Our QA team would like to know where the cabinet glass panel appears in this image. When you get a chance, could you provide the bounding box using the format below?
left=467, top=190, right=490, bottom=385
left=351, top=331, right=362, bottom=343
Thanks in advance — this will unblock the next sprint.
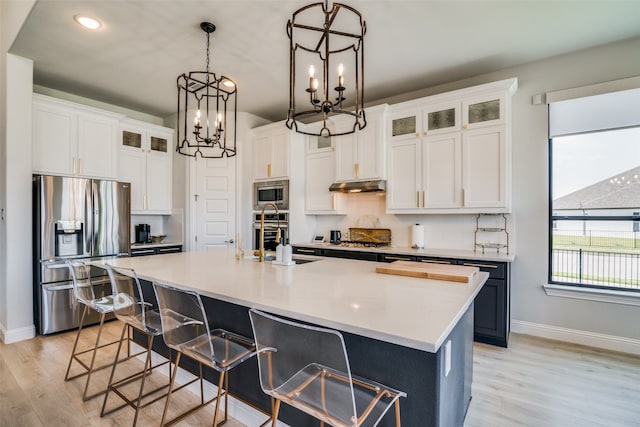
left=468, top=99, right=500, bottom=124
left=392, top=116, right=416, bottom=137
left=427, top=108, right=456, bottom=131
left=122, top=130, right=142, bottom=149
left=150, top=136, right=168, bottom=153
left=314, top=135, right=332, bottom=150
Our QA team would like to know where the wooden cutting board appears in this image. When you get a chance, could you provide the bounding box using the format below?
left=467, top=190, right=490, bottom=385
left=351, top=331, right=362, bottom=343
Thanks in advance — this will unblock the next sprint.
left=375, top=261, right=479, bottom=283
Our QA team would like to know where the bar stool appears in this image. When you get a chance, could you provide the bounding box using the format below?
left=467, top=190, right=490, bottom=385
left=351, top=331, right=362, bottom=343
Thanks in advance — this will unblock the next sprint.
left=249, top=308, right=407, bottom=427
left=65, top=260, right=129, bottom=401
left=153, top=282, right=260, bottom=427
left=100, top=264, right=172, bottom=426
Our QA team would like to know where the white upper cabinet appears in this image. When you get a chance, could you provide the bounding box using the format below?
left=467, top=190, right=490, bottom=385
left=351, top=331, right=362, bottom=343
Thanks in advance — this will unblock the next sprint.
left=334, top=104, right=387, bottom=182
left=32, top=94, right=122, bottom=179
left=305, top=149, right=347, bottom=215
left=387, top=78, right=516, bottom=214
left=118, top=118, right=173, bottom=214
left=252, top=122, right=290, bottom=180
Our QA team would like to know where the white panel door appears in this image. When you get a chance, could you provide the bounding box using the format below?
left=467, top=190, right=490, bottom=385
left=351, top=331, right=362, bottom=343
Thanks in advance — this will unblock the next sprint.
left=146, top=153, right=172, bottom=213
left=334, top=132, right=357, bottom=182
left=194, top=156, right=236, bottom=251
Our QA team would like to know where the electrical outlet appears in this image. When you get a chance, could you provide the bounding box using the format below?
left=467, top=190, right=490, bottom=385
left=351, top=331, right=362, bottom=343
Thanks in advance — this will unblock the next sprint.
left=444, top=340, right=452, bottom=377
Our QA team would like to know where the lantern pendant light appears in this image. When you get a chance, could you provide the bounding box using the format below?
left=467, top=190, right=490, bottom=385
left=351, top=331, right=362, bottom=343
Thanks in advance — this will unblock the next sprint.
left=286, top=0, right=366, bottom=137
left=176, top=22, right=238, bottom=158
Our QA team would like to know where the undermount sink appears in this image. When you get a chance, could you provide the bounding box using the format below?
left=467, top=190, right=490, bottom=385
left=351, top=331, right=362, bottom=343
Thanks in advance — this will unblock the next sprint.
left=256, top=255, right=317, bottom=264
left=291, top=257, right=316, bottom=265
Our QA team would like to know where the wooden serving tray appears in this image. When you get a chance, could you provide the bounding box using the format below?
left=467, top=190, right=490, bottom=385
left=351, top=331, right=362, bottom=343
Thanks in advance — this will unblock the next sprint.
left=375, top=261, right=479, bottom=283
left=349, top=228, right=391, bottom=244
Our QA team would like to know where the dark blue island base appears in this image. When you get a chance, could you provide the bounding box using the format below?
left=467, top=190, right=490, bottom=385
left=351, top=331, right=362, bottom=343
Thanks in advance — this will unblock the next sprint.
left=139, top=280, right=475, bottom=427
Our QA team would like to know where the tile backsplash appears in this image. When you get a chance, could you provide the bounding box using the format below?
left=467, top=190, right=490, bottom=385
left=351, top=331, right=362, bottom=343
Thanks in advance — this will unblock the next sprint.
left=312, top=193, right=515, bottom=252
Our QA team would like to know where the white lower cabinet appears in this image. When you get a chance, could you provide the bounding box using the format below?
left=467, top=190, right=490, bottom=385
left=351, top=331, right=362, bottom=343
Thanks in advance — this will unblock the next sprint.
left=32, top=94, right=122, bottom=179
left=119, top=119, right=173, bottom=214
left=305, top=150, right=346, bottom=214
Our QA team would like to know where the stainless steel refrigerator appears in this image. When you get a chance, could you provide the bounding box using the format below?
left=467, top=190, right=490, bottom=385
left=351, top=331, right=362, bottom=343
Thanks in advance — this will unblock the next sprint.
left=33, top=175, right=130, bottom=335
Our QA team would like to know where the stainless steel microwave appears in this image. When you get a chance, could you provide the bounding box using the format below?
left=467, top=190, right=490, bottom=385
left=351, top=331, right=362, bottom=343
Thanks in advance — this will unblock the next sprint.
left=254, top=179, right=289, bottom=211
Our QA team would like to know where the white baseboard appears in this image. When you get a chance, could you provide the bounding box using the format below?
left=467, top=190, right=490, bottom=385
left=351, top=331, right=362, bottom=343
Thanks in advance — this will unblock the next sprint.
left=511, top=319, right=640, bottom=356
left=0, top=323, right=36, bottom=344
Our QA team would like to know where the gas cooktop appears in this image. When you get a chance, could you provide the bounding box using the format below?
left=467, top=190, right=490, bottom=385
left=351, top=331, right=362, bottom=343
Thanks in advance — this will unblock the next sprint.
left=332, top=241, right=390, bottom=249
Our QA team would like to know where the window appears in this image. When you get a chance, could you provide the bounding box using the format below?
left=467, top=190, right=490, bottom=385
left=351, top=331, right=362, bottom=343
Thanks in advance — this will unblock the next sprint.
left=549, top=87, right=640, bottom=292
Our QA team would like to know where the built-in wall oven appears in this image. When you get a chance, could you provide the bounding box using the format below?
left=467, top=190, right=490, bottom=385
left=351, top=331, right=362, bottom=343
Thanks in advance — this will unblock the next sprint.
left=254, top=179, right=289, bottom=211
left=253, top=213, right=288, bottom=251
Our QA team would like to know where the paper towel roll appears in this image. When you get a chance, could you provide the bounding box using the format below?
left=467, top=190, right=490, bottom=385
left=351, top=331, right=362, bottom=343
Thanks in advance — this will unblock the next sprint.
left=411, top=224, right=425, bottom=249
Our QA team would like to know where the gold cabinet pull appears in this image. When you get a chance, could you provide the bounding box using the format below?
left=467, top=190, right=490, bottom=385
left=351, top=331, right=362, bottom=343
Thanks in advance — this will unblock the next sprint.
left=72, top=157, right=76, bottom=174
left=78, top=158, right=82, bottom=174
left=420, top=259, right=452, bottom=264
left=385, top=256, right=413, bottom=261
left=417, top=191, right=420, bottom=207
left=422, top=191, right=426, bottom=207
left=463, top=262, right=498, bottom=269
left=463, top=124, right=468, bottom=129
left=415, top=132, right=420, bottom=137
left=267, top=163, right=272, bottom=177
left=354, top=163, right=360, bottom=178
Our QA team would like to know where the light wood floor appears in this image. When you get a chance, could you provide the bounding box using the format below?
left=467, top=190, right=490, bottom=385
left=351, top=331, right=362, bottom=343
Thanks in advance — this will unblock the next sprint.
left=1, top=321, right=639, bottom=426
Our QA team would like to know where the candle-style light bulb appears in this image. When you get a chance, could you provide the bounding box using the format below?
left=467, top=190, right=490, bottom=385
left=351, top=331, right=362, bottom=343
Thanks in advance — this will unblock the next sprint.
left=195, top=109, right=201, bottom=126
left=337, top=63, right=344, bottom=87
left=216, top=113, right=223, bottom=130
left=309, top=65, right=315, bottom=90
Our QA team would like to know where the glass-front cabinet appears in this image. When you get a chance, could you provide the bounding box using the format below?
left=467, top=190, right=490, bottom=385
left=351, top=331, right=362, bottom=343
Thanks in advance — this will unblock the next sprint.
left=462, top=92, right=506, bottom=130
left=386, top=78, right=516, bottom=214
left=118, top=118, right=173, bottom=214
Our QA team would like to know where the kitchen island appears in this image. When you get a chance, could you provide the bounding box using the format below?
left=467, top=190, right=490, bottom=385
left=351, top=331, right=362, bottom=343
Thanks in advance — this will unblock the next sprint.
left=106, top=248, right=488, bottom=426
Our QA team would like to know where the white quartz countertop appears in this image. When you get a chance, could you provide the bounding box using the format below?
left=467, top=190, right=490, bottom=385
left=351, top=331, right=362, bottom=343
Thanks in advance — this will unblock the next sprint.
left=106, top=248, right=488, bottom=353
left=293, top=242, right=515, bottom=263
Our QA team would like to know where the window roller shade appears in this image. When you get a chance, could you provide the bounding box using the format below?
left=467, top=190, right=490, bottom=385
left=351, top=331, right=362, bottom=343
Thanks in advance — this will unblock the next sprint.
left=549, top=87, right=640, bottom=137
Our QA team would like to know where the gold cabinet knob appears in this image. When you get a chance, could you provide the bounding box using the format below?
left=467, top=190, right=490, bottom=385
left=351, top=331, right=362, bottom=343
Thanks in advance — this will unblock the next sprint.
left=423, top=131, right=428, bottom=136
left=415, top=133, right=420, bottom=137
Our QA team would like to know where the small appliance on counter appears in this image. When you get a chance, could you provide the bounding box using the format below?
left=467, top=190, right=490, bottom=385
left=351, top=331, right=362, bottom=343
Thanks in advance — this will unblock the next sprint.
left=330, top=230, right=342, bottom=244
left=135, top=224, right=151, bottom=244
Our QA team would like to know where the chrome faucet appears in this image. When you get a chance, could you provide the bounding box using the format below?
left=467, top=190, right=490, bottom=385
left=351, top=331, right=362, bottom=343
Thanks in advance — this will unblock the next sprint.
left=258, top=202, right=281, bottom=262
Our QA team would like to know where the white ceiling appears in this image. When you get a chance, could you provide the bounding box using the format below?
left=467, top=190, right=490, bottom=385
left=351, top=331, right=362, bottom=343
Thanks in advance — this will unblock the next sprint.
left=10, top=0, right=640, bottom=122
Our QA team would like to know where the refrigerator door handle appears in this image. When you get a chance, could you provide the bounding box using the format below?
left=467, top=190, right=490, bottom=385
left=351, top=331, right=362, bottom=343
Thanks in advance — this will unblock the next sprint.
left=84, top=179, right=93, bottom=257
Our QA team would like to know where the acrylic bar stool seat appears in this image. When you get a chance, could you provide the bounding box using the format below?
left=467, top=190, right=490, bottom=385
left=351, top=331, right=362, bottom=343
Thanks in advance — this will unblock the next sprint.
left=249, top=308, right=407, bottom=427
left=65, top=260, right=135, bottom=401
left=100, top=264, right=173, bottom=426
left=153, top=282, right=263, bottom=427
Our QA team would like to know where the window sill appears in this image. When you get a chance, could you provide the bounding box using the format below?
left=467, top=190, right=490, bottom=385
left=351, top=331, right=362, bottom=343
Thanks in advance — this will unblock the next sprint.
left=543, top=284, right=640, bottom=306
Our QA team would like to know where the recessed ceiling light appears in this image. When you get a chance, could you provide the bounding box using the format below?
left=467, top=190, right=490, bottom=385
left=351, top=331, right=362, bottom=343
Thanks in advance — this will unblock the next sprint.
left=74, top=15, right=102, bottom=30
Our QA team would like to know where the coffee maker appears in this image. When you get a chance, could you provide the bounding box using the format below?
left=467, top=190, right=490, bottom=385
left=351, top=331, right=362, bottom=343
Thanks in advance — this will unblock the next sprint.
left=135, top=224, right=151, bottom=244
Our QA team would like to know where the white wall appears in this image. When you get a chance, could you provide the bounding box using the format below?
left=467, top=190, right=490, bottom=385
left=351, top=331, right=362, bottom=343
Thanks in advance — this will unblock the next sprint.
left=0, top=0, right=37, bottom=343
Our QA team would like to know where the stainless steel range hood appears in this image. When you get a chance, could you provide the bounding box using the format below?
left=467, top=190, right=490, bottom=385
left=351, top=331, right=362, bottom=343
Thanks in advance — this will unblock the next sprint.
left=329, top=180, right=386, bottom=193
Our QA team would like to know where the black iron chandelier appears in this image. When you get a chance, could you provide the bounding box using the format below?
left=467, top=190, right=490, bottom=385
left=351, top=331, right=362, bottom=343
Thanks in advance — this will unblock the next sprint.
left=176, top=22, right=237, bottom=158
left=286, top=1, right=366, bottom=137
